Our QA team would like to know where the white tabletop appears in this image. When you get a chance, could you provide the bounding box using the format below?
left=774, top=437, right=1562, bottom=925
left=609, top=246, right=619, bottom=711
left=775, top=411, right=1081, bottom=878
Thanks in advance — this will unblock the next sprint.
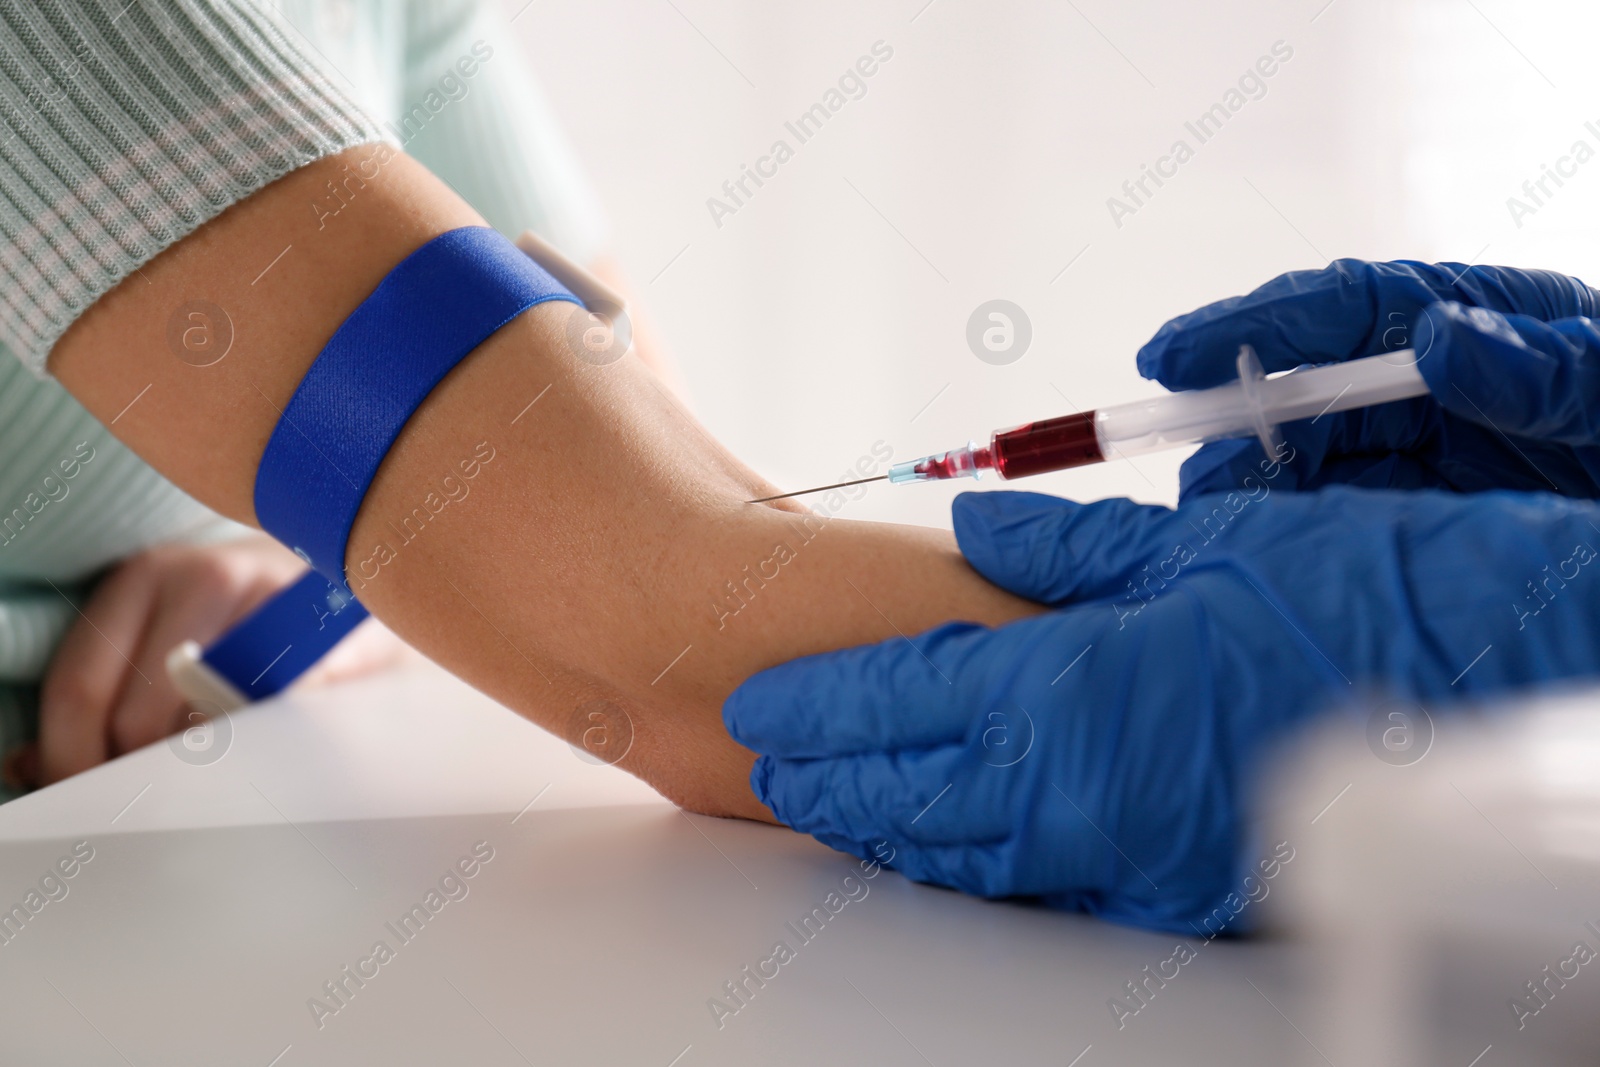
left=0, top=664, right=1308, bottom=1066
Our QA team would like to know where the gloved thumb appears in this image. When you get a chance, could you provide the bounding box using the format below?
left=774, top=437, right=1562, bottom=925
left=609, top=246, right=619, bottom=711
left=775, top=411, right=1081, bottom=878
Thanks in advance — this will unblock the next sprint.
left=1419, top=300, right=1600, bottom=446
left=952, top=491, right=1194, bottom=607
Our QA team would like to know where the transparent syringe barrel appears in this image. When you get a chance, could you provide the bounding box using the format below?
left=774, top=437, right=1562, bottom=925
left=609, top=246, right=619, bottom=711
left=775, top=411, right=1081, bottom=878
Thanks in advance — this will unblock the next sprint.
left=1095, top=352, right=1427, bottom=459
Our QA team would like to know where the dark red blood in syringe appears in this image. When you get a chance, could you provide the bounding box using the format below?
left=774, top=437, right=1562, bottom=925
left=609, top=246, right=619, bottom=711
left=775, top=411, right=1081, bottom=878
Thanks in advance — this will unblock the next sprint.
left=990, top=412, right=1103, bottom=479
left=913, top=448, right=994, bottom=479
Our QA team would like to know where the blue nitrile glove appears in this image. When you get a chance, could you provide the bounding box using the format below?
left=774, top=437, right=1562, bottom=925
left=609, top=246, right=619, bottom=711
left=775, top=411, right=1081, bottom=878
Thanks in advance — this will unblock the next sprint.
left=1135, top=259, right=1600, bottom=501
left=724, top=488, right=1600, bottom=933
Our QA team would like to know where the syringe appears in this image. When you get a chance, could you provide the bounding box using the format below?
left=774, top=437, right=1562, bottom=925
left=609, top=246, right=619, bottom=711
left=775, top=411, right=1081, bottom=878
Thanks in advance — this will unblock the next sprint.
left=749, top=347, right=1428, bottom=503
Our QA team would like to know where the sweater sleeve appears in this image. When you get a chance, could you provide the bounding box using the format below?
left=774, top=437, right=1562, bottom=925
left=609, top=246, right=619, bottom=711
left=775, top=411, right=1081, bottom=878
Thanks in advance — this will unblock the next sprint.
left=0, top=0, right=388, bottom=376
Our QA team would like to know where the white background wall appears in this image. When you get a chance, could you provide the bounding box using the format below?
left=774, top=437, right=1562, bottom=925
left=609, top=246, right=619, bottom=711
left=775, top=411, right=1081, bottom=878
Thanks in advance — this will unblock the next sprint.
left=504, top=0, right=1600, bottom=527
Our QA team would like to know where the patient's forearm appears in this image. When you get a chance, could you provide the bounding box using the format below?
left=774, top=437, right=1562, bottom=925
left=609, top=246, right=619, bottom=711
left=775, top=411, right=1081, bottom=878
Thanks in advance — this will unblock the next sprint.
left=50, top=149, right=1035, bottom=818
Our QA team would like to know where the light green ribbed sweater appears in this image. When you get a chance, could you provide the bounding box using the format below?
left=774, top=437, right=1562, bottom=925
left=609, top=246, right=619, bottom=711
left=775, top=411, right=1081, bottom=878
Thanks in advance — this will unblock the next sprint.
left=0, top=0, right=606, bottom=751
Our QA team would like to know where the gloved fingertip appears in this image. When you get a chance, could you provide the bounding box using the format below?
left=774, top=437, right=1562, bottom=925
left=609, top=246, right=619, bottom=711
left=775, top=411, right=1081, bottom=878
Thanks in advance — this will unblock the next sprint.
left=1414, top=299, right=1513, bottom=381
left=1134, top=325, right=1176, bottom=382
left=1412, top=302, right=1484, bottom=416
left=721, top=667, right=787, bottom=747
left=749, top=754, right=777, bottom=810
left=721, top=686, right=748, bottom=742
left=950, top=488, right=1007, bottom=525
left=1411, top=300, right=1456, bottom=386
left=1416, top=300, right=1583, bottom=442
left=957, top=491, right=1185, bottom=604
left=952, top=490, right=1071, bottom=539
left=950, top=492, right=1012, bottom=571
left=952, top=491, right=1074, bottom=592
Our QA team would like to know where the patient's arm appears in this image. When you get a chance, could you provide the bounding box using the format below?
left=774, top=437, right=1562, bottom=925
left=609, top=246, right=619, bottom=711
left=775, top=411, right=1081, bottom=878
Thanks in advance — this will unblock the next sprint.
left=50, top=149, right=1037, bottom=820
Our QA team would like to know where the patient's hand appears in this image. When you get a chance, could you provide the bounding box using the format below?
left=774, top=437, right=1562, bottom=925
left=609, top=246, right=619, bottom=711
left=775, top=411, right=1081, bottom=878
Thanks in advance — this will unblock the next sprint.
left=30, top=535, right=410, bottom=786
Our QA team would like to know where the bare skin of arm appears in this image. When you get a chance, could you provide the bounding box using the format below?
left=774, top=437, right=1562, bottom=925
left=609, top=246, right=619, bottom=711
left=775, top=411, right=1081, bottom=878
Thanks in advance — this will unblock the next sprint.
left=50, top=148, right=1037, bottom=820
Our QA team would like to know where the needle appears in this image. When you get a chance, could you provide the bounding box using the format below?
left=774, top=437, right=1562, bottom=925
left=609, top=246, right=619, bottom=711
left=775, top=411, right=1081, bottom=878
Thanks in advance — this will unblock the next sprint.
left=747, top=475, right=887, bottom=504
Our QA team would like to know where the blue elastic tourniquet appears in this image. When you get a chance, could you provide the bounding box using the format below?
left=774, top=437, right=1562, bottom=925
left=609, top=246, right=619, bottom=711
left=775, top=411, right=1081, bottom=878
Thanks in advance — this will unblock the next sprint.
left=254, top=226, right=579, bottom=585
left=201, top=569, right=370, bottom=702
left=214, top=227, right=577, bottom=705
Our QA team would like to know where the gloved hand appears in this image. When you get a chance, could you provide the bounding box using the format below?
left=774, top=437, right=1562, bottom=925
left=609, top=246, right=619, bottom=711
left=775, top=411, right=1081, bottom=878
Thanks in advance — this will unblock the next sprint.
left=725, top=487, right=1600, bottom=933
left=1136, top=259, right=1600, bottom=501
